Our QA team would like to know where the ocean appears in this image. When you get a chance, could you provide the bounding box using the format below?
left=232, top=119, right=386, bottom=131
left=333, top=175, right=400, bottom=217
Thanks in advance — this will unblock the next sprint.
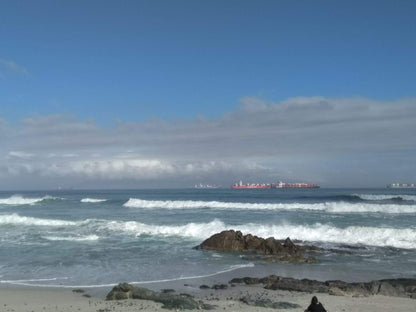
left=0, top=188, right=415, bottom=289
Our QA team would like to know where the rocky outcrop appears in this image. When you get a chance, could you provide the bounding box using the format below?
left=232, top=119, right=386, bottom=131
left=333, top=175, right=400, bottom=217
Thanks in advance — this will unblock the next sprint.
left=194, top=230, right=317, bottom=263
left=229, top=275, right=416, bottom=299
left=240, top=295, right=301, bottom=309
left=106, top=283, right=207, bottom=310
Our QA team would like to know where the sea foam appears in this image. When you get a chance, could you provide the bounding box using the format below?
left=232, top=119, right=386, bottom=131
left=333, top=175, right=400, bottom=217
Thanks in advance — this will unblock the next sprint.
left=81, top=198, right=107, bottom=203
left=0, top=213, right=77, bottom=226
left=123, top=198, right=416, bottom=214
left=42, top=235, right=100, bottom=242
left=354, top=194, right=416, bottom=201
left=0, top=195, right=58, bottom=206
left=103, top=218, right=416, bottom=249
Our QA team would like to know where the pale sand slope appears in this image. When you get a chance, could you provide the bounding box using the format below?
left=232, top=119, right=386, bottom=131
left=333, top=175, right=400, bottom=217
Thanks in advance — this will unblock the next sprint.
left=0, top=285, right=414, bottom=312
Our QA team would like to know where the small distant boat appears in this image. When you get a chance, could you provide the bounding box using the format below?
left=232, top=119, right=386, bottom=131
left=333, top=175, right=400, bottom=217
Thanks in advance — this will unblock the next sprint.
left=387, top=183, right=416, bottom=189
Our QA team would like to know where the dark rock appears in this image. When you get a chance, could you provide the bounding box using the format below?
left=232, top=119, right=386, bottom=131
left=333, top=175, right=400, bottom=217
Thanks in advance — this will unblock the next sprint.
left=199, top=285, right=210, bottom=289
left=230, top=275, right=416, bottom=299
left=240, top=295, right=301, bottom=309
left=194, top=230, right=316, bottom=263
left=211, top=284, right=228, bottom=290
left=229, top=275, right=277, bottom=285
left=106, top=283, right=203, bottom=310
left=161, top=289, right=176, bottom=294
left=179, top=293, right=194, bottom=298
left=229, top=277, right=245, bottom=284
left=283, top=237, right=296, bottom=249
left=266, top=277, right=329, bottom=293
left=194, top=230, right=246, bottom=252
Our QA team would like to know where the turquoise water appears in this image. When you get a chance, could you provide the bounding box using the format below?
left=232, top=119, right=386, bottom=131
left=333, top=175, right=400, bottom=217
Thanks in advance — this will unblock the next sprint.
left=0, top=188, right=415, bottom=287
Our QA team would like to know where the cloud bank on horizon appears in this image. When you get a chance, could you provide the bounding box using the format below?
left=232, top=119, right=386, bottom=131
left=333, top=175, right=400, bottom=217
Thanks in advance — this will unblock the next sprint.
left=1, top=96, right=415, bottom=189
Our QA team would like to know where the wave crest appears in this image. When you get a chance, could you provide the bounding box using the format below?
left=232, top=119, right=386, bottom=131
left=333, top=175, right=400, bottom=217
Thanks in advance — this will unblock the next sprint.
left=102, top=218, right=416, bottom=249
left=354, top=194, right=416, bottom=201
left=81, top=198, right=107, bottom=203
left=0, top=213, right=77, bottom=226
left=123, top=198, right=416, bottom=214
left=0, top=195, right=59, bottom=206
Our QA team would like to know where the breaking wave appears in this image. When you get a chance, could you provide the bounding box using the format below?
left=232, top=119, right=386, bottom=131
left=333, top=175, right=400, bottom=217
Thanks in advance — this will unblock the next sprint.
left=103, top=219, right=416, bottom=249
left=3, top=212, right=415, bottom=249
left=353, top=194, right=416, bottom=201
left=123, top=198, right=416, bottom=214
left=81, top=198, right=107, bottom=203
left=0, top=195, right=60, bottom=206
left=0, top=213, right=77, bottom=226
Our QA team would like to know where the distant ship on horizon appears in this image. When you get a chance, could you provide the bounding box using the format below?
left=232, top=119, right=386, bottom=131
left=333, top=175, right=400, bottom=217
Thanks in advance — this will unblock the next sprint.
left=231, top=180, right=319, bottom=189
left=387, top=183, right=416, bottom=189
left=194, top=183, right=221, bottom=189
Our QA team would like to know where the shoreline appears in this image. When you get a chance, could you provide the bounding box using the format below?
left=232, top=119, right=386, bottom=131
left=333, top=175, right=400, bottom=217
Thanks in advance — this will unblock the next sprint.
left=3, top=261, right=411, bottom=294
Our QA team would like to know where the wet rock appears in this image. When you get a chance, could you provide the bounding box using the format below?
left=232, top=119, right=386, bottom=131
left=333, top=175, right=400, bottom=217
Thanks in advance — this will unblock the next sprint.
left=194, top=230, right=246, bottom=252
left=106, top=283, right=203, bottom=310
left=194, top=230, right=316, bottom=263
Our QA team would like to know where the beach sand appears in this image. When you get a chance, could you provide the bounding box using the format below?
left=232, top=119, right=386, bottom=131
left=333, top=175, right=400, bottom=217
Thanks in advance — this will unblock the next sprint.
left=1, top=279, right=414, bottom=312
left=0, top=286, right=414, bottom=312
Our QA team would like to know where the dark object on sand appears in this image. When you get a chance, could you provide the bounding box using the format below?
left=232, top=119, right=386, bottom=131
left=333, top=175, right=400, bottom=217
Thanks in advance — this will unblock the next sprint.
left=305, top=296, right=326, bottom=312
left=161, top=288, right=176, bottom=294
left=194, top=230, right=317, bottom=263
left=106, top=283, right=204, bottom=310
left=240, top=295, right=301, bottom=309
left=230, top=275, right=416, bottom=299
left=211, top=284, right=228, bottom=290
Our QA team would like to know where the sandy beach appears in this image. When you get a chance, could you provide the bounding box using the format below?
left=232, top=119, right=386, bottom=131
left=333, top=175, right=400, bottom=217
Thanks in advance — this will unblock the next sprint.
left=1, top=269, right=415, bottom=312
left=1, top=285, right=415, bottom=312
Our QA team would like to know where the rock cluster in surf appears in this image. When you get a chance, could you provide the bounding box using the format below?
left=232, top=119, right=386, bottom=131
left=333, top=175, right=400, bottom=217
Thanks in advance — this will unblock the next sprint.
left=194, top=230, right=317, bottom=263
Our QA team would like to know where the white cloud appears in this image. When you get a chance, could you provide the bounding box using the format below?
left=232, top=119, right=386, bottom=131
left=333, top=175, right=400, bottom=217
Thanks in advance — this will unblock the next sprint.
left=1, top=96, right=416, bottom=188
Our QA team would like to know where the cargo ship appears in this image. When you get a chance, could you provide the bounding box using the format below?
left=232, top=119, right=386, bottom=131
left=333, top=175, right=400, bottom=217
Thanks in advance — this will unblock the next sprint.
left=387, top=183, right=416, bottom=189
left=231, top=181, right=271, bottom=189
left=194, top=183, right=221, bottom=189
left=231, top=180, right=319, bottom=189
left=272, top=181, right=320, bottom=189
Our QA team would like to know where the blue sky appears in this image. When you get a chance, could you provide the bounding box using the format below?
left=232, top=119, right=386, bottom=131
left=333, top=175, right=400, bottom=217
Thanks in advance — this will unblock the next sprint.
left=1, top=1, right=415, bottom=189
left=2, top=0, right=415, bottom=122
